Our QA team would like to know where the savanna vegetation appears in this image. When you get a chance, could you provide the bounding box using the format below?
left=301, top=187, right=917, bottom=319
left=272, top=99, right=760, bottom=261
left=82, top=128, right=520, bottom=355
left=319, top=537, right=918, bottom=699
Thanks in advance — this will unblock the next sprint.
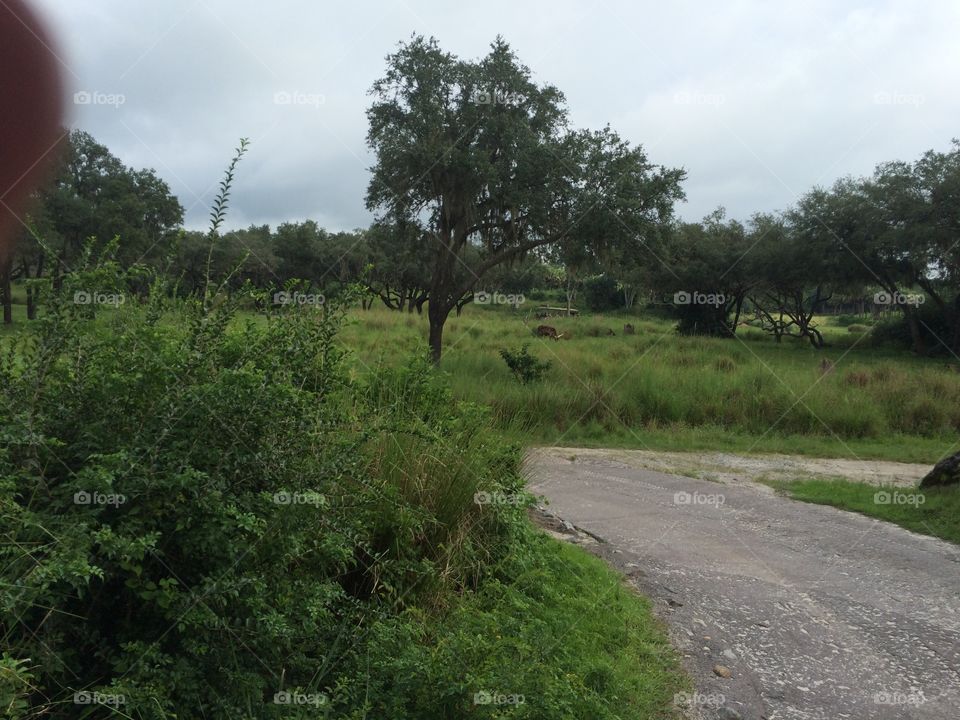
left=338, top=305, right=960, bottom=464
left=0, top=243, right=685, bottom=718
left=2, top=31, right=958, bottom=720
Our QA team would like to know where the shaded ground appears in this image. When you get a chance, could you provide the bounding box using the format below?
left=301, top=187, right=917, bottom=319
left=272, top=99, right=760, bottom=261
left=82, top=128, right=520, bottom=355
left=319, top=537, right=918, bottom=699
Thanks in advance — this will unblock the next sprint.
left=527, top=447, right=960, bottom=720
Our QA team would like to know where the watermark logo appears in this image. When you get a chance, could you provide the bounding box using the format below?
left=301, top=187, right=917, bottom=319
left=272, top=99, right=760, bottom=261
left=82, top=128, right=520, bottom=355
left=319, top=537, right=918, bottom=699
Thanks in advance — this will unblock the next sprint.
left=474, top=490, right=525, bottom=507
left=471, top=89, right=526, bottom=106
left=74, top=290, right=125, bottom=306
left=873, top=490, right=925, bottom=506
left=273, top=691, right=327, bottom=706
left=273, top=491, right=325, bottom=506
left=673, top=290, right=725, bottom=307
left=873, top=689, right=926, bottom=706
left=74, top=491, right=126, bottom=507
left=73, top=90, right=125, bottom=108
left=873, top=291, right=924, bottom=306
left=673, top=91, right=725, bottom=106
left=273, top=90, right=326, bottom=108
left=473, top=690, right=525, bottom=706
left=273, top=291, right=325, bottom=307
left=674, top=491, right=725, bottom=508
left=673, top=691, right=726, bottom=709
left=74, top=691, right=125, bottom=706
left=475, top=290, right=525, bottom=306
left=873, top=91, right=924, bottom=107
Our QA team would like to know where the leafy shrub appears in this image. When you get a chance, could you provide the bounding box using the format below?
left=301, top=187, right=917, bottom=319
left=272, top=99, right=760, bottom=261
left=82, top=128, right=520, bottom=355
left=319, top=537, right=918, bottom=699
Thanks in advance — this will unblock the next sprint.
left=870, top=301, right=953, bottom=353
left=0, top=253, right=527, bottom=718
left=834, top=314, right=871, bottom=327
left=582, top=275, right=623, bottom=312
left=500, top=345, right=552, bottom=384
left=673, top=303, right=734, bottom=337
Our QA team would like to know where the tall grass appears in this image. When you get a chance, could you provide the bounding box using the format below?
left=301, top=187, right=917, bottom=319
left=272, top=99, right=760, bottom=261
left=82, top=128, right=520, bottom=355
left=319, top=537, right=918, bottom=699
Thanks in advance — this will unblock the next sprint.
left=339, top=306, right=960, bottom=462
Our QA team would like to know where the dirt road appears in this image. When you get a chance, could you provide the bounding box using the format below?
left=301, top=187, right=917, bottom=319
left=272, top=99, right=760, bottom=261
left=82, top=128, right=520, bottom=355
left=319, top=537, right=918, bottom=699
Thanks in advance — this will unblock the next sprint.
left=527, top=448, right=960, bottom=720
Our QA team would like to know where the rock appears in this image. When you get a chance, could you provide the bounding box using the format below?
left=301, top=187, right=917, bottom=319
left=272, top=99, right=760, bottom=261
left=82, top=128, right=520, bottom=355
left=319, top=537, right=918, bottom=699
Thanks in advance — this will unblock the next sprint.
left=920, top=451, right=960, bottom=488
left=713, top=664, right=732, bottom=678
left=716, top=707, right=743, bottom=720
left=722, top=649, right=737, bottom=661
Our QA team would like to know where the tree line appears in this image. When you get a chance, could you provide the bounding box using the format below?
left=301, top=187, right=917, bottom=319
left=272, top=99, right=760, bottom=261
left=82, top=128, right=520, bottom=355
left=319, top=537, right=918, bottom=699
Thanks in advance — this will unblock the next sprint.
left=3, top=36, right=958, bottom=361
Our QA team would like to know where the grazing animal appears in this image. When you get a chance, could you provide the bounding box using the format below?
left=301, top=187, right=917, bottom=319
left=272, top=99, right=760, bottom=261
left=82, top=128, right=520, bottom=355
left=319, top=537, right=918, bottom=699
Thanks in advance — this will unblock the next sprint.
left=623, top=323, right=635, bottom=335
left=535, top=325, right=563, bottom=340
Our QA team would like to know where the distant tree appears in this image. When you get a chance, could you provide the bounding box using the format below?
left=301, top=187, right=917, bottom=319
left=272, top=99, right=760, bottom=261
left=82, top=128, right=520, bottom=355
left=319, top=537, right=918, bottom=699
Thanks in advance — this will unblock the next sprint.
left=746, top=213, right=832, bottom=347
left=367, top=220, right=431, bottom=312
left=366, top=35, right=684, bottom=362
left=2, top=130, right=183, bottom=322
left=790, top=143, right=960, bottom=356
left=870, top=143, right=960, bottom=353
left=272, top=220, right=327, bottom=287
left=655, top=210, right=752, bottom=336
left=582, top=274, right=623, bottom=312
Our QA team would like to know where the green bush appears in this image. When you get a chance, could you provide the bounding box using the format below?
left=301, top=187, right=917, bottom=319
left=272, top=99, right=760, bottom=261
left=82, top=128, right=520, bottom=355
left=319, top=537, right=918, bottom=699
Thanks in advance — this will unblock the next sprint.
left=0, top=254, right=528, bottom=718
left=499, top=345, right=552, bottom=384
left=834, top=314, right=871, bottom=327
left=870, top=301, right=950, bottom=353
left=582, top=275, right=623, bottom=312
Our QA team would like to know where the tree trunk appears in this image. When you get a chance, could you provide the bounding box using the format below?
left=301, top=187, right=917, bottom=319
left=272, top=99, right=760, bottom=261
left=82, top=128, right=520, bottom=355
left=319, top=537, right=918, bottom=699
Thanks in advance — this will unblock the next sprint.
left=1, top=256, right=12, bottom=325
left=428, top=302, right=451, bottom=365
left=731, top=293, right=745, bottom=334
left=951, top=294, right=960, bottom=355
left=903, top=303, right=926, bottom=355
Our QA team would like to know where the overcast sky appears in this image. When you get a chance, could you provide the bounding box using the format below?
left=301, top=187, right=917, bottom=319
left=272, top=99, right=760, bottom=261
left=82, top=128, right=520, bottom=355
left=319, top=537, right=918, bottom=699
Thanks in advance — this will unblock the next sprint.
left=34, top=0, right=960, bottom=232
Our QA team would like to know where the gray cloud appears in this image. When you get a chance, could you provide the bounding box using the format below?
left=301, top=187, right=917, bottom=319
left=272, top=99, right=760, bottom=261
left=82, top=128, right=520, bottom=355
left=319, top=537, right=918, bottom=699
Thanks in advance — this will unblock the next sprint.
left=34, top=0, right=960, bottom=231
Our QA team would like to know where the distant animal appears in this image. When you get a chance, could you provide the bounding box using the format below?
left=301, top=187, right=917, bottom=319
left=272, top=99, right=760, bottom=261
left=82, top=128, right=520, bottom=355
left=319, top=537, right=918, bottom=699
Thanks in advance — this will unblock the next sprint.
left=623, top=323, right=635, bottom=335
left=818, top=358, right=834, bottom=375
left=535, top=325, right=563, bottom=340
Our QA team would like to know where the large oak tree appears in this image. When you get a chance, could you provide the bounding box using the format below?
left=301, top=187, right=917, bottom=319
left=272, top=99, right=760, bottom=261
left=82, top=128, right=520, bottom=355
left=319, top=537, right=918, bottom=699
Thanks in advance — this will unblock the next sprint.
left=365, top=36, right=684, bottom=362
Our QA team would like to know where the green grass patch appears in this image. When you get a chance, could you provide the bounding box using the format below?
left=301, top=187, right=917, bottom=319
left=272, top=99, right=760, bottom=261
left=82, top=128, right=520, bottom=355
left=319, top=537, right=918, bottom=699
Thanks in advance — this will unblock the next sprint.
left=768, top=478, right=960, bottom=544
left=334, top=306, right=960, bottom=463
left=354, top=532, right=686, bottom=719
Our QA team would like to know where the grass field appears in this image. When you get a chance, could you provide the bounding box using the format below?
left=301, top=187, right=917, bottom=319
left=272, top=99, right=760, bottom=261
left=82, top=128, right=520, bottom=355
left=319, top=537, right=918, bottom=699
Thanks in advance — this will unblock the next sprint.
left=3, top=295, right=957, bottom=462
left=338, top=305, right=960, bottom=464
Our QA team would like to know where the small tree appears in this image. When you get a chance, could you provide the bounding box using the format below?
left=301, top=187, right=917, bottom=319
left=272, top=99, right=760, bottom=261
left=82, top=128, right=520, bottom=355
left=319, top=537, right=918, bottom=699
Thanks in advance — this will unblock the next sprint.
left=500, top=345, right=551, bottom=384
